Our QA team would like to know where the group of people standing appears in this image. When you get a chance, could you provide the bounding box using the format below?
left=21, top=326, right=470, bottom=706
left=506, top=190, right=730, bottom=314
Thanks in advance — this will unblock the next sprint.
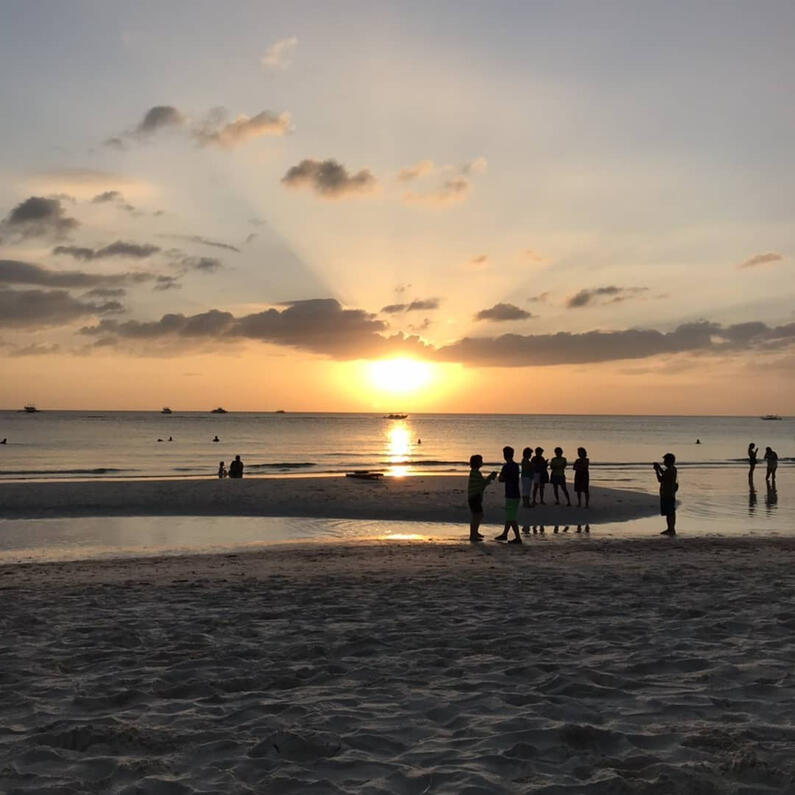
left=467, top=445, right=590, bottom=543
left=748, top=443, right=778, bottom=485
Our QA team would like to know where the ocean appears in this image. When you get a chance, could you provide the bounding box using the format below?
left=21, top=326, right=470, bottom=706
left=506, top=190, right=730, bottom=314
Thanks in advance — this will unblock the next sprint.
left=0, top=411, right=791, bottom=560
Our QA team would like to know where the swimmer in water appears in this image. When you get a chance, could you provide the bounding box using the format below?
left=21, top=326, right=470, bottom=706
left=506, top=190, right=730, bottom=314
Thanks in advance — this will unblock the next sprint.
left=213, top=435, right=220, bottom=442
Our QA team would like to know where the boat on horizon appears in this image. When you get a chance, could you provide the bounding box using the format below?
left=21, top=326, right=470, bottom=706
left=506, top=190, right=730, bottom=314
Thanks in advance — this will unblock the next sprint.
left=760, top=414, right=782, bottom=420
left=383, top=413, right=408, bottom=419
left=22, top=405, right=39, bottom=413
left=275, top=409, right=286, bottom=414
left=211, top=407, right=228, bottom=414
left=161, top=407, right=173, bottom=414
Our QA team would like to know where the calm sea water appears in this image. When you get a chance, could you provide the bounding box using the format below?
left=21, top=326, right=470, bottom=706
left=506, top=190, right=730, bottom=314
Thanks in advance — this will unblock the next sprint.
left=0, top=412, right=791, bottom=561
left=0, top=411, right=791, bottom=481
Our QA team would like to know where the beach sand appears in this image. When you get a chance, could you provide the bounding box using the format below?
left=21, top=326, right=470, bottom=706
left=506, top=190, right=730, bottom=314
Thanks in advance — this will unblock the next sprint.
left=0, top=475, right=656, bottom=526
left=2, top=537, right=794, bottom=793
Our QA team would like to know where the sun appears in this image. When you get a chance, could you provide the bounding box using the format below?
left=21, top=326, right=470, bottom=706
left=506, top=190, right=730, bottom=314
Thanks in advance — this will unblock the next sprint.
left=366, top=358, right=432, bottom=394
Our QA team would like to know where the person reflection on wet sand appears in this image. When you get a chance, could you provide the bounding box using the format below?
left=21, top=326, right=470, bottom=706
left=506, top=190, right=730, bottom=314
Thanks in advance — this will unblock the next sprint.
left=748, top=485, right=757, bottom=515
left=765, top=483, right=778, bottom=514
left=576, top=524, right=590, bottom=533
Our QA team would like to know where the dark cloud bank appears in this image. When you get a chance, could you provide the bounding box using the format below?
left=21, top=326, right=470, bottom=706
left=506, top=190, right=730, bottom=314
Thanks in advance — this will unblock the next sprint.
left=75, top=295, right=795, bottom=367
left=0, top=259, right=150, bottom=289
left=0, top=288, right=122, bottom=328
left=381, top=299, right=439, bottom=314
left=53, top=241, right=161, bottom=261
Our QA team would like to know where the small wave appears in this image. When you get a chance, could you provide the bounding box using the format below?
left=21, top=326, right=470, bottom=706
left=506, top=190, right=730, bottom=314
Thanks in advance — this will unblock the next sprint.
left=247, top=462, right=316, bottom=470
left=0, top=467, right=131, bottom=475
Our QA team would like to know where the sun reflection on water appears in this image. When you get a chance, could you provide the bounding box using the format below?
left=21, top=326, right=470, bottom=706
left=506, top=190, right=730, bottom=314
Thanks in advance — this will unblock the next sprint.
left=385, top=423, right=412, bottom=477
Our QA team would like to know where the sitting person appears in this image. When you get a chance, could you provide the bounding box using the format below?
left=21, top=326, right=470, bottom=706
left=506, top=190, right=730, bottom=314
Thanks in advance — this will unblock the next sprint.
left=228, top=455, right=244, bottom=479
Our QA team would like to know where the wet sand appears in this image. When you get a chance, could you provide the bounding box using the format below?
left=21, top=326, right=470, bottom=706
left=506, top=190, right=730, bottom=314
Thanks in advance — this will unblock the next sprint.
left=0, top=475, right=655, bottom=526
left=1, top=536, right=794, bottom=793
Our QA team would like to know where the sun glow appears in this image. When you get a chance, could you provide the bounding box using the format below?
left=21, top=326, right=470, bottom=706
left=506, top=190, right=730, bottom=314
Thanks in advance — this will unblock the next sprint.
left=366, top=358, right=432, bottom=394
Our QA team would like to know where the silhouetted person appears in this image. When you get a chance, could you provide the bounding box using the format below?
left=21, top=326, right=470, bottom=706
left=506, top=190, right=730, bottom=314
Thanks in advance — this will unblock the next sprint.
left=573, top=447, right=590, bottom=508
left=748, top=443, right=757, bottom=484
left=467, top=454, right=497, bottom=542
left=168, top=436, right=173, bottom=442
left=157, top=438, right=163, bottom=442
left=696, top=438, right=701, bottom=444
left=654, top=452, right=678, bottom=536
left=0, top=438, right=6, bottom=444
left=520, top=446, right=533, bottom=508
left=229, top=455, right=243, bottom=479
left=530, top=447, right=547, bottom=506
left=495, top=446, right=522, bottom=543
left=213, top=435, right=220, bottom=443
left=549, top=447, right=572, bottom=506
left=763, top=446, right=777, bottom=485
left=218, top=461, right=227, bottom=479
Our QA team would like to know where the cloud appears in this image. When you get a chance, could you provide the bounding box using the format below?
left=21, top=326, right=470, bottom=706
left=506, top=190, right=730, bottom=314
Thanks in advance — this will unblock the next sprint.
left=435, top=321, right=795, bottom=367
left=0, top=259, right=151, bottom=289
left=1, top=196, right=79, bottom=239
left=91, top=191, right=122, bottom=203
left=403, top=176, right=470, bottom=206
left=8, top=342, right=61, bottom=357
left=81, top=298, right=431, bottom=359
left=398, top=160, right=435, bottom=181
left=154, top=275, right=181, bottom=291
left=53, top=241, right=161, bottom=261
left=527, top=292, right=550, bottom=303
left=84, top=287, right=126, bottom=298
left=27, top=169, right=147, bottom=200
left=739, top=252, right=784, bottom=269
left=103, top=137, right=126, bottom=150
left=381, top=298, right=440, bottom=314
left=282, top=159, right=377, bottom=198
left=466, top=254, right=489, bottom=270
left=180, top=256, right=222, bottom=272
left=194, top=110, right=291, bottom=148
left=261, top=36, right=298, bottom=69
left=566, top=286, right=648, bottom=308
left=160, top=234, right=240, bottom=253
left=136, top=105, right=185, bottom=135
left=0, top=288, right=123, bottom=328
left=475, top=303, right=534, bottom=322
left=461, top=156, right=488, bottom=175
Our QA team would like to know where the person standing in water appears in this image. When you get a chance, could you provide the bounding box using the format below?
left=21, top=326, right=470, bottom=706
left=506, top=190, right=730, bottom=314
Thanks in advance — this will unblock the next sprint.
left=495, top=446, right=522, bottom=544
left=467, top=454, right=497, bottom=542
left=530, top=447, right=547, bottom=506
left=654, top=453, right=678, bottom=536
left=549, top=447, right=572, bottom=506
left=748, top=443, right=757, bottom=484
left=573, top=447, right=590, bottom=508
left=763, top=446, right=778, bottom=486
left=217, top=461, right=227, bottom=478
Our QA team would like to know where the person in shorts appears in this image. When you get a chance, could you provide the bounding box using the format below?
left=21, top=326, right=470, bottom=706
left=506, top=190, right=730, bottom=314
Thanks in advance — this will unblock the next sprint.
left=495, top=446, right=522, bottom=544
left=549, top=447, right=572, bottom=506
left=653, top=452, right=678, bottom=536
left=763, top=447, right=778, bottom=486
left=573, top=447, right=590, bottom=507
left=530, top=447, right=548, bottom=506
left=467, top=454, right=497, bottom=542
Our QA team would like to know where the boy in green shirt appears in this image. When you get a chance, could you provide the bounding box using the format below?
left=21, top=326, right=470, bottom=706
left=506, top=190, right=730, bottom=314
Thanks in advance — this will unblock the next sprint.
left=468, top=454, right=497, bottom=542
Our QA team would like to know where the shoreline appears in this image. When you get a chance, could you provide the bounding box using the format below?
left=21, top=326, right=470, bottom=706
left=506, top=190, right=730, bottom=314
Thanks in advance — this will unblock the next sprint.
left=0, top=474, right=657, bottom=524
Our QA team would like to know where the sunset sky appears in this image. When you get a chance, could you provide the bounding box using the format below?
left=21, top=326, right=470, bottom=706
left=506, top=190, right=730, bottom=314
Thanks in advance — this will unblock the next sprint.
left=1, top=0, right=793, bottom=414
